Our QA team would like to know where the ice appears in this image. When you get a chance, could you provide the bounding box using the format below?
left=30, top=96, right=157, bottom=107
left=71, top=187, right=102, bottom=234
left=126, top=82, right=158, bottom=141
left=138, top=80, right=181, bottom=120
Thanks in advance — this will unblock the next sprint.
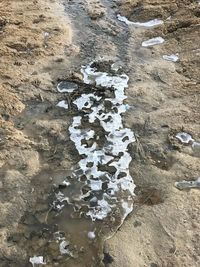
left=56, top=100, right=68, bottom=109
left=142, top=37, right=165, bottom=47
left=59, top=240, right=72, bottom=255
left=176, top=132, right=194, bottom=144
left=29, top=256, right=46, bottom=266
left=117, top=14, right=163, bottom=27
left=57, top=81, right=78, bottom=93
left=163, top=54, right=179, bottom=62
left=56, top=61, right=135, bottom=221
left=175, top=177, right=200, bottom=190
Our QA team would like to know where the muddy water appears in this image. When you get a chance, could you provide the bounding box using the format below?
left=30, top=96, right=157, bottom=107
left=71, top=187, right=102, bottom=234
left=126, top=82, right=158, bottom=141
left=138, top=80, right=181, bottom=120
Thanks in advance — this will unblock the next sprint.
left=13, top=63, right=135, bottom=267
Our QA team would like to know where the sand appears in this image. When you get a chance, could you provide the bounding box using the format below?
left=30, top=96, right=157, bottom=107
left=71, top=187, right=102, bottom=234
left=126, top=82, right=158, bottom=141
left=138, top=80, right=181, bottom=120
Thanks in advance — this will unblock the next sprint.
left=0, top=0, right=199, bottom=266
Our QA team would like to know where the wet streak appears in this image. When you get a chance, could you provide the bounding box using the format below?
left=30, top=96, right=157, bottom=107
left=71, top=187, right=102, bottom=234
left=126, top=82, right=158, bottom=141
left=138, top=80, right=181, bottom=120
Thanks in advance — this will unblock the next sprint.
left=50, top=61, right=135, bottom=266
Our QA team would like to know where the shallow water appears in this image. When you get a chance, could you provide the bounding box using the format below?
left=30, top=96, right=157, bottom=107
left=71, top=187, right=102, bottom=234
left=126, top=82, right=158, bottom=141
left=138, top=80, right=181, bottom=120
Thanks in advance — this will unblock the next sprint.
left=50, top=61, right=135, bottom=265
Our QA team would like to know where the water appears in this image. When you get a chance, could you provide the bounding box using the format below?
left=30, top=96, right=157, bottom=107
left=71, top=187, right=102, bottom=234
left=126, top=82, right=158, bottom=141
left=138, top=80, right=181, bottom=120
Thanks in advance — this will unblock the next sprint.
left=49, top=61, right=136, bottom=266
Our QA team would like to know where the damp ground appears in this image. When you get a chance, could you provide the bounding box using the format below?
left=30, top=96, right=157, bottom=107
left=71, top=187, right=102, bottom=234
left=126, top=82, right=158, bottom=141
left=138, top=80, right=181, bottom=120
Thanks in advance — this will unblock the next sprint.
left=0, top=0, right=200, bottom=267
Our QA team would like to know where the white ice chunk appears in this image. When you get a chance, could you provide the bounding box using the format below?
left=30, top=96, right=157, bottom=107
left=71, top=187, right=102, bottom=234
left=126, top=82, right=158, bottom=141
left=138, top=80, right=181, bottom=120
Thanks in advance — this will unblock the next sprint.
left=73, top=94, right=101, bottom=110
left=121, top=201, right=133, bottom=220
left=59, top=240, right=71, bottom=255
left=176, top=132, right=194, bottom=144
left=88, top=231, right=96, bottom=239
left=90, top=179, right=103, bottom=191
left=117, top=14, right=163, bottom=27
left=29, top=256, right=46, bottom=266
left=163, top=53, right=179, bottom=62
left=56, top=100, right=68, bottom=109
left=142, top=37, right=165, bottom=47
left=105, top=129, right=135, bottom=155
left=87, top=199, right=112, bottom=221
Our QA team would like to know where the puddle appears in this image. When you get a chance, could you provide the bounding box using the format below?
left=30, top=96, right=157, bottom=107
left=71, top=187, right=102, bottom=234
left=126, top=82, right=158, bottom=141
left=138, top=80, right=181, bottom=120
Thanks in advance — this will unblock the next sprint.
left=12, top=61, right=135, bottom=267
left=142, top=37, right=165, bottom=47
left=52, top=61, right=135, bottom=264
left=117, top=14, right=163, bottom=27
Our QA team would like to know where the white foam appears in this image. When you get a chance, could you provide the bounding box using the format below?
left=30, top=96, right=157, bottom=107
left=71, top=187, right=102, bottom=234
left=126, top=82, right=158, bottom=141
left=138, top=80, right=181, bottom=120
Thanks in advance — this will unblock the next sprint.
left=117, top=14, right=163, bottom=27
left=142, top=37, right=165, bottom=47
left=56, top=100, right=68, bottom=109
left=29, top=256, right=46, bottom=266
left=163, top=54, right=179, bottom=62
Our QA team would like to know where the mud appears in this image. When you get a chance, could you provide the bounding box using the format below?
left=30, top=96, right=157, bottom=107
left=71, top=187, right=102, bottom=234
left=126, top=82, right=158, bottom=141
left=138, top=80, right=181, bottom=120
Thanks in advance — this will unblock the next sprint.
left=0, top=0, right=200, bottom=267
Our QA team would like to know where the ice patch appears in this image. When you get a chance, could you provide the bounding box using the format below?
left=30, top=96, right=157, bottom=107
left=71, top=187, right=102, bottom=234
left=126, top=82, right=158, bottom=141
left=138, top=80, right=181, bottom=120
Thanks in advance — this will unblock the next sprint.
left=176, top=132, right=194, bottom=144
left=59, top=240, right=71, bottom=255
left=117, top=14, right=163, bottom=27
left=29, top=256, right=46, bottom=266
left=56, top=100, right=68, bottom=109
left=175, top=177, right=200, bottom=190
left=192, top=141, right=200, bottom=150
left=142, top=37, right=165, bottom=47
left=163, top=54, right=179, bottom=62
left=57, top=81, right=78, bottom=93
left=55, top=61, right=135, bottom=222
